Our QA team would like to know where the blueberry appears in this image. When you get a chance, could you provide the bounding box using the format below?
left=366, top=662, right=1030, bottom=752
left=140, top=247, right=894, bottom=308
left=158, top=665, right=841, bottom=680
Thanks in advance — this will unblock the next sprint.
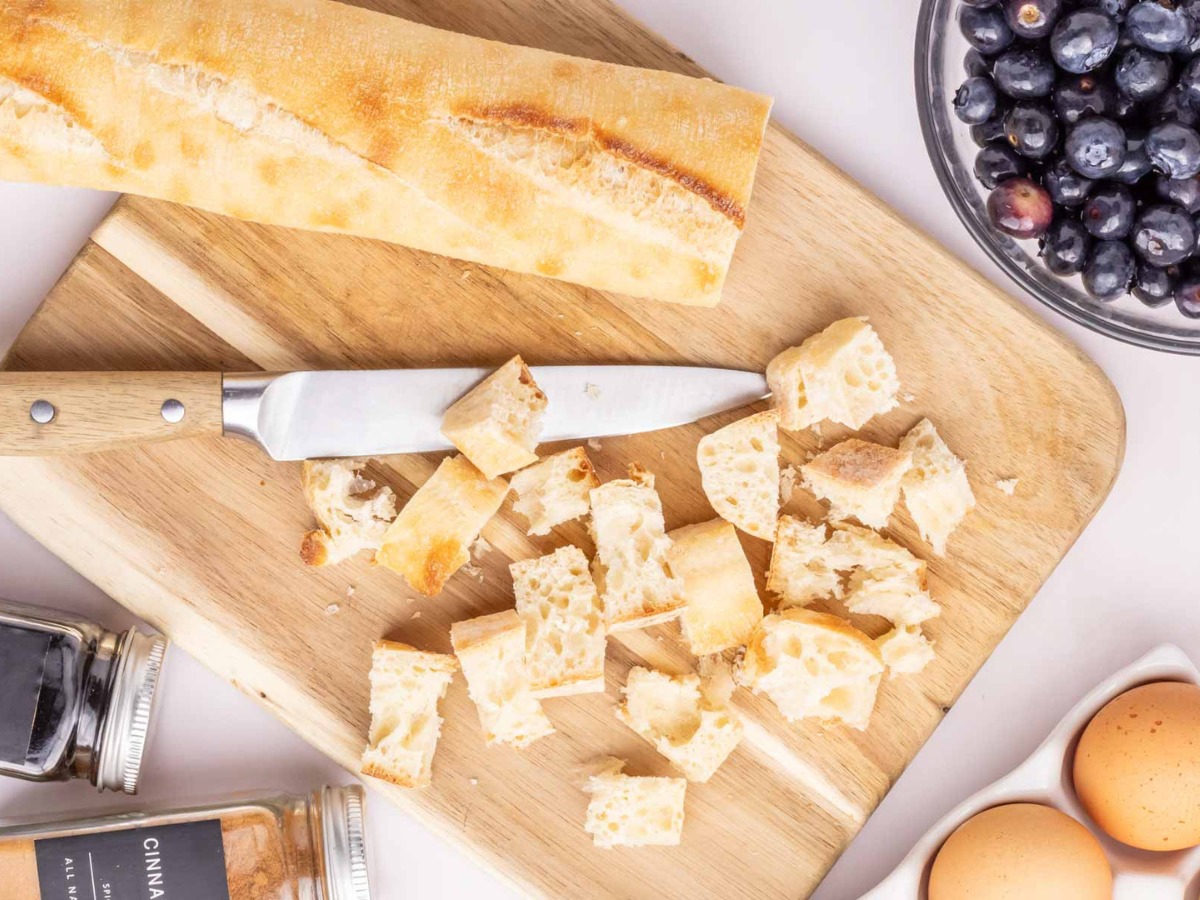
left=1083, top=240, right=1137, bottom=299
left=1082, top=182, right=1137, bottom=237
left=955, top=77, right=1000, bottom=124
left=975, top=143, right=1031, bottom=187
left=960, top=4, right=1016, bottom=54
left=1156, top=173, right=1200, bottom=211
left=1132, top=203, right=1197, bottom=265
left=1051, top=9, right=1121, bottom=72
left=1112, top=127, right=1154, bottom=182
left=1080, top=0, right=1133, bottom=22
left=987, top=177, right=1055, bottom=237
left=1066, top=116, right=1128, bottom=176
left=1113, top=89, right=1140, bottom=120
left=972, top=107, right=1012, bottom=145
left=993, top=46, right=1058, bottom=97
left=1054, top=73, right=1116, bottom=124
left=1150, top=85, right=1200, bottom=128
left=1178, top=57, right=1200, bottom=108
left=1125, top=0, right=1193, bottom=52
left=1005, top=0, right=1064, bottom=38
left=1040, top=217, right=1093, bottom=272
left=1044, top=156, right=1096, bottom=204
left=1176, top=272, right=1200, bottom=315
left=1132, top=262, right=1178, bottom=305
left=1146, top=121, right=1200, bottom=177
left=1114, top=47, right=1172, bottom=101
left=1005, top=101, right=1062, bottom=158
left=965, top=48, right=994, bottom=76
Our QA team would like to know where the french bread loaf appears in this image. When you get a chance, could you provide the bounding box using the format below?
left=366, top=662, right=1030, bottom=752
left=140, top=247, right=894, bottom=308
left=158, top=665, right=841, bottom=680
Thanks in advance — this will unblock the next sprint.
left=0, top=0, right=772, bottom=305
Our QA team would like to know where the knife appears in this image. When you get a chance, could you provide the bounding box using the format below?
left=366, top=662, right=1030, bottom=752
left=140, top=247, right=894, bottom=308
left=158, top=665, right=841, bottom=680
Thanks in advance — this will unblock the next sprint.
left=0, top=367, right=770, bottom=459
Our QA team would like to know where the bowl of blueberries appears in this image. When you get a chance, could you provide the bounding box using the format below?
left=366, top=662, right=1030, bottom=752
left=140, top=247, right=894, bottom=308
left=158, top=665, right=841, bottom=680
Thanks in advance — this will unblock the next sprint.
left=917, top=0, right=1200, bottom=352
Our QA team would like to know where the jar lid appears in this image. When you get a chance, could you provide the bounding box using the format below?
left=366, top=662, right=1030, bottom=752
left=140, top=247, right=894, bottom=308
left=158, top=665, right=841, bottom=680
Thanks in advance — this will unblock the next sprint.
left=96, top=628, right=168, bottom=793
left=320, top=785, right=372, bottom=900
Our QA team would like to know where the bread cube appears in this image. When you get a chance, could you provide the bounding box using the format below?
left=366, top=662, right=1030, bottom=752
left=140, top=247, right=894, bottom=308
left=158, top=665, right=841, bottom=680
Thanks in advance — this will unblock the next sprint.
left=876, top=625, right=936, bottom=676
left=441, top=356, right=547, bottom=479
left=589, top=471, right=686, bottom=631
left=899, top=418, right=976, bottom=555
left=696, top=410, right=780, bottom=540
left=766, top=317, right=900, bottom=431
left=766, top=516, right=841, bottom=608
left=299, top=459, right=396, bottom=567
left=668, top=519, right=763, bottom=654
left=736, top=608, right=883, bottom=730
left=360, top=641, right=457, bottom=788
left=510, top=447, right=600, bottom=535
left=616, top=667, right=743, bottom=782
left=375, top=455, right=508, bottom=596
left=583, top=762, right=687, bottom=848
left=450, top=609, right=554, bottom=749
left=511, top=546, right=606, bottom=698
left=801, top=438, right=912, bottom=529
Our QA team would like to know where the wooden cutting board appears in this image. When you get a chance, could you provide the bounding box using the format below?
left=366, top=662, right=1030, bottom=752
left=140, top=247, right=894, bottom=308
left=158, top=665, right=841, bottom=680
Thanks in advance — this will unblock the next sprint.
left=0, top=0, right=1124, bottom=896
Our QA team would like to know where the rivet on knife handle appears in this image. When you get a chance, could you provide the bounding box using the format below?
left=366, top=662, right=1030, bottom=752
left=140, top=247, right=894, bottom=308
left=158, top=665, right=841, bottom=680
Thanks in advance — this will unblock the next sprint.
left=0, top=372, right=223, bottom=456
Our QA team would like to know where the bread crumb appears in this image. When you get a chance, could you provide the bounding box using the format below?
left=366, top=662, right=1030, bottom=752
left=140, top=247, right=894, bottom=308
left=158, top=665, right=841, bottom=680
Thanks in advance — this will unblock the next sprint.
left=469, top=536, right=493, bottom=558
left=346, top=585, right=356, bottom=599
left=780, top=465, right=800, bottom=504
left=469, top=777, right=479, bottom=786
left=259, top=480, right=266, bottom=487
left=574, top=330, right=583, bottom=337
left=461, top=562, right=485, bottom=581
left=901, top=393, right=916, bottom=403
left=995, top=478, right=1019, bottom=496
left=584, top=383, right=601, bottom=400
left=460, top=270, right=471, bottom=280
left=324, top=603, right=340, bottom=616
left=587, top=438, right=602, bottom=451
left=411, top=610, right=422, bottom=620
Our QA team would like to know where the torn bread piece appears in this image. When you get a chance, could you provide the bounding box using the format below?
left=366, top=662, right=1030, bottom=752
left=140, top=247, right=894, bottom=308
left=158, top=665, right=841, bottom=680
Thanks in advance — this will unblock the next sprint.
left=375, top=455, right=508, bottom=596
left=450, top=609, right=554, bottom=748
left=583, top=760, right=687, bottom=848
left=589, top=469, right=686, bottom=632
left=361, top=641, right=458, bottom=789
left=766, top=517, right=841, bottom=609
left=801, top=438, right=912, bottom=529
left=766, top=317, right=900, bottom=431
left=668, top=519, right=763, bottom=655
left=899, top=418, right=976, bottom=555
left=736, top=608, right=884, bottom=730
left=827, top=524, right=939, bottom=626
left=299, top=459, right=397, bottom=567
left=617, top=667, right=743, bottom=782
left=696, top=410, right=780, bottom=540
left=510, top=447, right=600, bottom=536
left=876, top=625, right=936, bottom=676
left=511, top=546, right=606, bottom=698
left=441, top=356, right=548, bottom=479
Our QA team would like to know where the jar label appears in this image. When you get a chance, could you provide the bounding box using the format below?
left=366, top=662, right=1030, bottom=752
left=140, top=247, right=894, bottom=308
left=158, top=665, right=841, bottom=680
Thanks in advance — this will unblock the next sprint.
left=0, top=624, right=52, bottom=765
left=35, top=819, right=232, bottom=900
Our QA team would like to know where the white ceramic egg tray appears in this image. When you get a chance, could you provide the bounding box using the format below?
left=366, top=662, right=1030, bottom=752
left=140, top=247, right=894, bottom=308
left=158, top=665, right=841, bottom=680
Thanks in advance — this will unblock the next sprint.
left=860, top=644, right=1200, bottom=900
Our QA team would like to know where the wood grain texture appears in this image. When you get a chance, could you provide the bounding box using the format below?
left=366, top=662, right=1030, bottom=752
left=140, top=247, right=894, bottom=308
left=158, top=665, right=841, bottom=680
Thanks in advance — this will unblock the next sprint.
left=0, top=371, right=222, bottom=454
left=0, top=0, right=1124, bottom=897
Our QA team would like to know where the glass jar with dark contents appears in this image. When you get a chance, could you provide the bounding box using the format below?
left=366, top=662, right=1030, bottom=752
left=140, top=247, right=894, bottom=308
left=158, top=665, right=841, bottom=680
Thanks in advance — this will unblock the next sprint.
left=0, top=598, right=167, bottom=793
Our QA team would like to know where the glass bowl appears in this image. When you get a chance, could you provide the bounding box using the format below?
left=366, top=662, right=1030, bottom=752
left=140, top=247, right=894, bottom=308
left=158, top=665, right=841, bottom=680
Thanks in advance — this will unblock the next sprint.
left=916, top=0, right=1200, bottom=354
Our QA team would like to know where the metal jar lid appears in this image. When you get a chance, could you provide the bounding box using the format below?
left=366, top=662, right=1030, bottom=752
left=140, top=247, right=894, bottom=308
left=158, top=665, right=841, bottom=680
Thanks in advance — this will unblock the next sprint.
left=96, top=627, right=168, bottom=793
left=319, top=784, right=372, bottom=900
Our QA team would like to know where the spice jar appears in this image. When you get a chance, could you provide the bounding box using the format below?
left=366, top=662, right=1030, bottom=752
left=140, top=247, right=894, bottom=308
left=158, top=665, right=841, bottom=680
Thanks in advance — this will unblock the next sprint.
left=0, top=784, right=372, bottom=900
left=0, top=597, right=167, bottom=793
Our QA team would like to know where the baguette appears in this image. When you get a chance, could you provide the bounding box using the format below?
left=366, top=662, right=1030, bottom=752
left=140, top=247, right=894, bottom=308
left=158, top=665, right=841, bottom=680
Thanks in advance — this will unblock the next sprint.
left=899, top=418, right=975, bottom=555
left=298, top=459, right=396, bottom=567
left=0, top=0, right=771, bottom=305
left=510, top=447, right=600, bottom=536
left=801, top=438, right=912, bottom=529
left=696, top=410, right=780, bottom=540
left=667, top=519, right=763, bottom=655
left=583, top=761, right=687, bottom=848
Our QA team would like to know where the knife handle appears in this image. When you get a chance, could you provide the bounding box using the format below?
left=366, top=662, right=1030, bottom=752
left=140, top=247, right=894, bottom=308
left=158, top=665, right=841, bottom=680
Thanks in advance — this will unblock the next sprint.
left=0, top=372, right=223, bottom=456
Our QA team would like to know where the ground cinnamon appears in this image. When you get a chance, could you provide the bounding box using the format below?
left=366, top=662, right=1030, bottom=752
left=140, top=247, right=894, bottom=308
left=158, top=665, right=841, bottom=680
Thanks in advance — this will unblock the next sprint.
left=0, top=785, right=367, bottom=899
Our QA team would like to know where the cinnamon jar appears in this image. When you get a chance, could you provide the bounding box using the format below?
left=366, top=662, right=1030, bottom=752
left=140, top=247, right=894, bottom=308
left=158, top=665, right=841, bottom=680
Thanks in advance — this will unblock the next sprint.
left=0, top=597, right=167, bottom=792
left=0, top=785, right=372, bottom=899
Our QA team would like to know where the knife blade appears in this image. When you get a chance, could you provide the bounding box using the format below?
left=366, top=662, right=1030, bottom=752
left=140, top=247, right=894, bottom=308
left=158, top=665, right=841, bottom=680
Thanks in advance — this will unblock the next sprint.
left=224, top=366, right=770, bottom=460
left=0, top=367, right=769, bottom=459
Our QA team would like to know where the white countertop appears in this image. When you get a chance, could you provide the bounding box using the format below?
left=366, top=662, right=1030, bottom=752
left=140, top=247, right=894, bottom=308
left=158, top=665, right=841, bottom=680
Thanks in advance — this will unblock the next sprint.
left=1, top=1, right=1198, bottom=897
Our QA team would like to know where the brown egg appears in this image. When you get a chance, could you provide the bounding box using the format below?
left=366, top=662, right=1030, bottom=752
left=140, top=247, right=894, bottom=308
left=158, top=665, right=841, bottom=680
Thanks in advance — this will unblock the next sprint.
left=928, top=803, right=1112, bottom=900
left=1073, top=680, right=1200, bottom=851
